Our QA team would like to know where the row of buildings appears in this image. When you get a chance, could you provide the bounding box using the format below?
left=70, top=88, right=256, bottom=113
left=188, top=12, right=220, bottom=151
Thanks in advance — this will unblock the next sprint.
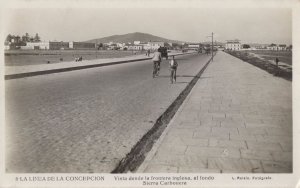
left=10, top=41, right=97, bottom=50
left=5, top=38, right=290, bottom=52
left=5, top=40, right=168, bottom=51
left=106, top=41, right=165, bottom=51
left=225, top=39, right=291, bottom=51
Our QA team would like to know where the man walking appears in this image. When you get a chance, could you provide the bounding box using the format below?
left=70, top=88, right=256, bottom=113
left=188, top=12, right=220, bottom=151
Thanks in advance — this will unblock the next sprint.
left=169, top=55, right=178, bottom=84
left=275, top=57, right=280, bottom=76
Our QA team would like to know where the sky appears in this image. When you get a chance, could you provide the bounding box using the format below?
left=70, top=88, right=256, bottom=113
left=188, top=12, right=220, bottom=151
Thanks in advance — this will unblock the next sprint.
left=3, top=7, right=292, bottom=44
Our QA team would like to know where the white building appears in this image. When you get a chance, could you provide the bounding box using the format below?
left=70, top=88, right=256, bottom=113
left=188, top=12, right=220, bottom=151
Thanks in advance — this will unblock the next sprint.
left=149, top=42, right=164, bottom=50
left=141, top=43, right=151, bottom=50
left=126, top=41, right=165, bottom=51
left=116, top=43, right=125, bottom=48
left=267, top=45, right=277, bottom=50
left=188, top=44, right=200, bottom=50
left=22, top=42, right=50, bottom=50
left=127, top=44, right=143, bottom=51
left=225, top=40, right=241, bottom=51
left=267, top=44, right=287, bottom=51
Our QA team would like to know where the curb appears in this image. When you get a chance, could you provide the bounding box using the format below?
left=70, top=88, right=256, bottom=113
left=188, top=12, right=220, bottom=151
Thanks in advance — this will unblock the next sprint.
left=111, top=53, right=215, bottom=173
left=138, top=54, right=216, bottom=173
left=5, top=52, right=196, bottom=80
left=136, top=82, right=192, bottom=173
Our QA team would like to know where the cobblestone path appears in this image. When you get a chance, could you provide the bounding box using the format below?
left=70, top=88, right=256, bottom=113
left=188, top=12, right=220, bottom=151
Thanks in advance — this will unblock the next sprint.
left=6, top=53, right=211, bottom=172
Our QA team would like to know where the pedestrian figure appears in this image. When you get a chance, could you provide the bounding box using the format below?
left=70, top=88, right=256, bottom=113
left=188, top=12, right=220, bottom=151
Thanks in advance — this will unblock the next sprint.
left=275, top=57, right=279, bottom=67
left=205, top=49, right=209, bottom=55
left=275, top=57, right=280, bottom=76
left=169, top=55, right=178, bottom=84
left=147, top=49, right=151, bottom=57
left=152, top=49, right=162, bottom=78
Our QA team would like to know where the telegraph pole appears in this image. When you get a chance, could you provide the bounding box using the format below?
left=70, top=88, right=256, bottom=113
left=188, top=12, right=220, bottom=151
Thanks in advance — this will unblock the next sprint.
left=206, top=32, right=214, bottom=61
left=211, top=32, right=214, bottom=61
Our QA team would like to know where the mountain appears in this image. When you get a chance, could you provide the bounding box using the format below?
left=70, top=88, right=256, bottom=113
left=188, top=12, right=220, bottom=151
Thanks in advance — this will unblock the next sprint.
left=85, top=32, right=186, bottom=44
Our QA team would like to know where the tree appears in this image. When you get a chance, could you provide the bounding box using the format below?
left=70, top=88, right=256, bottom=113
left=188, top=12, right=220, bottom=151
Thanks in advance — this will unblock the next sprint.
left=164, top=42, right=171, bottom=48
left=22, top=35, right=27, bottom=42
left=5, top=34, right=12, bottom=42
left=97, top=43, right=103, bottom=50
left=171, top=43, right=181, bottom=50
left=242, top=44, right=250, bottom=49
left=34, top=33, right=41, bottom=42
left=25, top=33, right=30, bottom=42
left=15, top=35, right=21, bottom=43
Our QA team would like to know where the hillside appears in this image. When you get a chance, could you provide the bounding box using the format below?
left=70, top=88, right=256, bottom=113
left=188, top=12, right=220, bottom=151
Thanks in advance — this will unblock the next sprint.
left=85, top=32, right=186, bottom=44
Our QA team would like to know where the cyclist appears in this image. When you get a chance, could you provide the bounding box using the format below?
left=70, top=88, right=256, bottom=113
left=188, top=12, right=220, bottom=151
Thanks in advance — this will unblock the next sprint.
left=169, top=55, right=178, bottom=84
left=152, top=49, right=162, bottom=78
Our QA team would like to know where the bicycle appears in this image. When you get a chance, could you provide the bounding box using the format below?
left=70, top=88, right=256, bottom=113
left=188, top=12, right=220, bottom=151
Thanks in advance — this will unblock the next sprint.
left=152, top=61, right=160, bottom=78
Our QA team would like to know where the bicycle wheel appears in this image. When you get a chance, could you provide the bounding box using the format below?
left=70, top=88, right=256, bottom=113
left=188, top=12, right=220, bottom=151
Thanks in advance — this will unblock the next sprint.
left=153, top=62, right=157, bottom=78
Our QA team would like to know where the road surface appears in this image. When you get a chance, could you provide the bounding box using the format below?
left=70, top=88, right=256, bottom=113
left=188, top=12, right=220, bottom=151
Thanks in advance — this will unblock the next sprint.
left=6, top=53, right=211, bottom=172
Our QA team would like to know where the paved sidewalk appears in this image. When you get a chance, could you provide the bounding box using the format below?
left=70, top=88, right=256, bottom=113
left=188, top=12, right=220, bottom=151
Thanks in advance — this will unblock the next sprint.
left=5, top=54, right=150, bottom=75
left=5, top=51, right=194, bottom=79
left=138, top=51, right=292, bottom=173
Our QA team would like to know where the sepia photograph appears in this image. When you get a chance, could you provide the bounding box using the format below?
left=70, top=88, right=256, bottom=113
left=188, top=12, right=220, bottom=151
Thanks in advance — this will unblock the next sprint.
left=0, top=0, right=299, bottom=187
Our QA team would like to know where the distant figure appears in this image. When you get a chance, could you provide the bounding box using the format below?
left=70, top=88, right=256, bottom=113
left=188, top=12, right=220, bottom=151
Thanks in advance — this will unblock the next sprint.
left=169, top=56, right=178, bottom=84
left=274, top=57, right=280, bottom=76
left=275, top=57, right=279, bottom=67
left=198, top=48, right=202, bottom=54
left=75, top=56, right=83, bottom=62
left=147, top=49, right=151, bottom=57
left=60, top=58, right=63, bottom=61
left=205, top=49, right=210, bottom=55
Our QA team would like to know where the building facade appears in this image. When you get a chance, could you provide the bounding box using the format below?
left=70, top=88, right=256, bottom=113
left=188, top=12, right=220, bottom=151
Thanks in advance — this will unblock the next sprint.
left=127, top=44, right=143, bottom=51
left=188, top=44, right=200, bottom=50
left=267, top=44, right=287, bottom=51
left=149, top=42, right=164, bottom=50
left=22, top=42, right=50, bottom=50
left=70, top=42, right=96, bottom=50
left=49, top=41, right=70, bottom=50
left=225, top=40, right=241, bottom=51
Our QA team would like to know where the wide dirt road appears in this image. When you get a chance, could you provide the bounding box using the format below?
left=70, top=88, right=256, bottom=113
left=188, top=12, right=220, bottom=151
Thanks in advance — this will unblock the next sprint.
left=6, top=53, right=211, bottom=173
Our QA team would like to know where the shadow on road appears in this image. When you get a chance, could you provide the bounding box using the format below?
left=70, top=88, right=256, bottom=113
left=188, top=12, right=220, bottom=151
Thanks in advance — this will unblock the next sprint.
left=176, top=75, right=198, bottom=78
left=156, top=75, right=211, bottom=80
left=173, top=82, right=189, bottom=84
left=156, top=75, right=169, bottom=78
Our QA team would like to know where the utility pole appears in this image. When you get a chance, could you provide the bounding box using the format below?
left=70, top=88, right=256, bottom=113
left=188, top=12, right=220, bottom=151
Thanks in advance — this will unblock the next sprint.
left=206, top=32, right=214, bottom=61
left=211, top=32, right=214, bottom=61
